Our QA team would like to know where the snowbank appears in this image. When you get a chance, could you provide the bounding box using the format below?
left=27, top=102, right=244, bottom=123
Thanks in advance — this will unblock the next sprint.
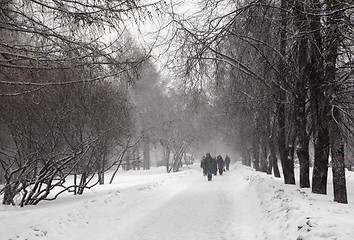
left=0, top=164, right=353, bottom=240
left=240, top=165, right=354, bottom=240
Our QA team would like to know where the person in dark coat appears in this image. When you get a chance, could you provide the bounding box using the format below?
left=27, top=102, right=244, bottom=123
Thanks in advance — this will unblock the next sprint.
left=204, top=153, right=215, bottom=181
left=225, top=155, right=231, bottom=170
left=216, top=155, right=225, bottom=175
left=212, top=156, right=218, bottom=175
left=200, top=156, right=207, bottom=176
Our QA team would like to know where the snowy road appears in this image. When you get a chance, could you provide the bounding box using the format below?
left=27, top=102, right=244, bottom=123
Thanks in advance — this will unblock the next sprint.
left=3, top=163, right=354, bottom=240
left=115, top=166, right=260, bottom=240
left=1, top=164, right=262, bottom=240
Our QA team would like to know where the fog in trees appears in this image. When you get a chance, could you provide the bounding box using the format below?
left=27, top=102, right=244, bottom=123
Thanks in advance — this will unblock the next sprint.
left=0, top=0, right=353, bottom=207
left=166, top=0, right=353, bottom=203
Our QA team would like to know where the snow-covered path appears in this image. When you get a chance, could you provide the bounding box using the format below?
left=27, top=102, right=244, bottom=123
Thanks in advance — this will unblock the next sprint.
left=1, top=165, right=262, bottom=240
left=116, top=166, right=259, bottom=240
left=1, top=163, right=354, bottom=240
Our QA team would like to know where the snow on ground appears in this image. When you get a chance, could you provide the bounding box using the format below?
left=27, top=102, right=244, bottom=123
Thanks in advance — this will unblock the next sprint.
left=1, top=163, right=353, bottom=240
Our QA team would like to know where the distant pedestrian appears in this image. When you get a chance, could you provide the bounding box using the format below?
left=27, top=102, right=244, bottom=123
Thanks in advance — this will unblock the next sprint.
left=216, top=155, right=225, bottom=175
left=204, top=153, right=215, bottom=181
left=225, top=155, right=231, bottom=170
left=200, top=156, right=207, bottom=176
left=212, top=156, right=218, bottom=175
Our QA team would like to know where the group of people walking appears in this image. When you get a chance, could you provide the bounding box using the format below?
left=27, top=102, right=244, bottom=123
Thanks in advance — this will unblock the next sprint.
left=200, top=153, right=231, bottom=181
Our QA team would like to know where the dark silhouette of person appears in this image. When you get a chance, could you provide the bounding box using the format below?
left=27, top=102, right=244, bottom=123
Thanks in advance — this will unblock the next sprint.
left=200, top=156, right=207, bottom=176
left=204, top=153, right=215, bottom=181
left=216, top=155, right=225, bottom=175
left=225, top=155, right=231, bottom=170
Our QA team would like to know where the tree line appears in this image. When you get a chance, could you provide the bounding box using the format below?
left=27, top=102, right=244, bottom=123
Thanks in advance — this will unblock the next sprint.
left=0, top=0, right=133, bottom=206
left=0, top=0, right=209, bottom=206
left=170, top=0, right=353, bottom=204
left=0, top=0, right=144, bottom=206
left=1, top=0, right=352, bottom=206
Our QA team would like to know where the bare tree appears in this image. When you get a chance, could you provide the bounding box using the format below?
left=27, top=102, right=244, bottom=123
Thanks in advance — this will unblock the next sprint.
left=166, top=0, right=353, bottom=203
left=0, top=66, right=133, bottom=205
left=0, top=0, right=158, bottom=95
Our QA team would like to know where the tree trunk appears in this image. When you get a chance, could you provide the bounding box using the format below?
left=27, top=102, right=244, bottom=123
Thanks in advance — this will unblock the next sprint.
left=325, top=0, right=347, bottom=203
left=329, top=109, right=348, bottom=204
left=241, top=146, right=251, bottom=166
left=276, top=0, right=295, bottom=184
left=294, top=1, right=310, bottom=188
left=277, top=90, right=289, bottom=182
left=286, top=107, right=296, bottom=184
left=295, top=82, right=310, bottom=188
left=136, top=150, right=141, bottom=170
left=98, top=153, right=106, bottom=185
left=165, top=146, right=170, bottom=172
left=74, top=174, right=77, bottom=195
left=125, top=149, right=131, bottom=171
left=311, top=0, right=329, bottom=195
left=252, top=136, right=260, bottom=171
left=77, top=172, right=87, bottom=195
left=2, top=183, right=16, bottom=205
left=296, top=92, right=310, bottom=188
left=312, top=97, right=329, bottom=194
left=143, top=136, right=150, bottom=170
left=268, top=118, right=281, bottom=178
left=260, top=140, right=268, bottom=173
left=297, top=143, right=310, bottom=188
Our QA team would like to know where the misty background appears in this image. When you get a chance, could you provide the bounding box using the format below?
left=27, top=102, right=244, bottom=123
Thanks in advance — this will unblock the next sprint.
left=0, top=0, right=353, bottom=206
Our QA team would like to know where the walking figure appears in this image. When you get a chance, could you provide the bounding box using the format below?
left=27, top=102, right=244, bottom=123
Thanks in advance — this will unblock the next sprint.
left=212, top=156, right=217, bottom=175
left=200, top=156, right=207, bottom=176
left=217, top=155, right=225, bottom=175
left=225, top=155, right=231, bottom=170
left=204, top=153, right=215, bottom=181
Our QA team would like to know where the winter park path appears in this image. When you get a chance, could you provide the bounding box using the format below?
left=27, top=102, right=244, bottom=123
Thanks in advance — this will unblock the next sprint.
left=2, top=163, right=354, bottom=240
left=1, top=165, right=262, bottom=240
left=114, top=166, right=260, bottom=240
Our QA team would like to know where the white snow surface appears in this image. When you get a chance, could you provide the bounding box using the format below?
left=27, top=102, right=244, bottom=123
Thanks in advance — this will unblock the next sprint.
left=1, top=163, right=354, bottom=240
